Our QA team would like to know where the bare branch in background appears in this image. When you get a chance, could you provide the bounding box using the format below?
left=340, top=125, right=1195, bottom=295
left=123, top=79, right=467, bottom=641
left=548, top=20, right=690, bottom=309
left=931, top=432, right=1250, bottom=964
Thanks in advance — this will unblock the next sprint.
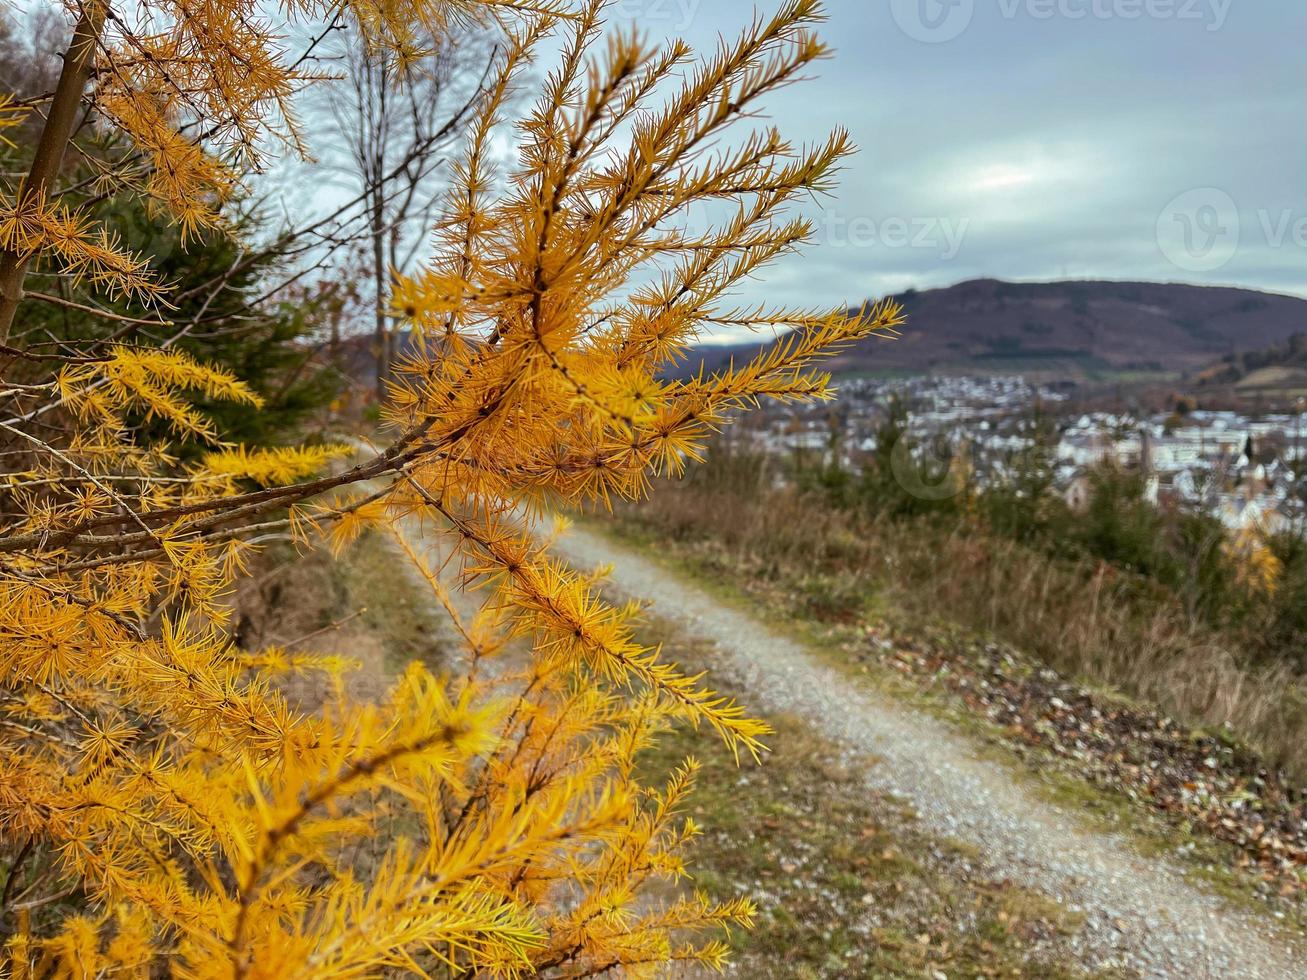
left=316, top=22, right=498, bottom=399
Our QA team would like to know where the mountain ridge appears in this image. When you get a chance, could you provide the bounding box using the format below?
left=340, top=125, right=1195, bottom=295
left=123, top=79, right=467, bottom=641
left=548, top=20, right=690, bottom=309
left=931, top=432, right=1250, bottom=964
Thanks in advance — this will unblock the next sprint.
left=682, top=278, right=1307, bottom=381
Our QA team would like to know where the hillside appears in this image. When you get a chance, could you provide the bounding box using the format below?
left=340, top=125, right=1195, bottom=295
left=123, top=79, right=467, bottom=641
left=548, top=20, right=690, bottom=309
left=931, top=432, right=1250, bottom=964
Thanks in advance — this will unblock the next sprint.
left=683, top=279, right=1307, bottom=381
left=1195, top=332, right=1307, bottom=398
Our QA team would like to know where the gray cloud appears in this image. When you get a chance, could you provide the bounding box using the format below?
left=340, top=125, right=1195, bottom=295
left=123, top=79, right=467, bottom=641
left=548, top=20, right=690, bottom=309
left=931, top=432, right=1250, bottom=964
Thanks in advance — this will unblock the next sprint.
left=610, top=0, right=1307, bottom=341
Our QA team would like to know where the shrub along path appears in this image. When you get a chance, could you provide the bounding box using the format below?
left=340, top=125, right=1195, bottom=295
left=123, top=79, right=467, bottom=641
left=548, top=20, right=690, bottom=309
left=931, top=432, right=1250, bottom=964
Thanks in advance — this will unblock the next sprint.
left=549, top=523, right=1305, bottom=980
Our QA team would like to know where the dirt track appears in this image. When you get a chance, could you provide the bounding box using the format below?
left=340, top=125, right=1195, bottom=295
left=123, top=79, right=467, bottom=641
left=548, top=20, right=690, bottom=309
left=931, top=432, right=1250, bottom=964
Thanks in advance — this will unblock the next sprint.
left=545, top=522, right=1306, bottom=980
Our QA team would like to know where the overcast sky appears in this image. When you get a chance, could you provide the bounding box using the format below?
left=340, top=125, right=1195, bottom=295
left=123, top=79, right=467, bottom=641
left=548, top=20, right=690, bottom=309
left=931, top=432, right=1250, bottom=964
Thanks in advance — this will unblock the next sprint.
left=601, top=0, right=1307, bottom=337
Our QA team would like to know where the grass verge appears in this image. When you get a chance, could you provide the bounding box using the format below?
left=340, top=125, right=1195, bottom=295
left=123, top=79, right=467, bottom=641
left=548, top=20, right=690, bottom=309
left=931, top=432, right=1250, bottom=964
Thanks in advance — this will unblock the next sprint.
left=231, top=531, right=451, bottom=685
left=594, top=515, right=1307, bottom=934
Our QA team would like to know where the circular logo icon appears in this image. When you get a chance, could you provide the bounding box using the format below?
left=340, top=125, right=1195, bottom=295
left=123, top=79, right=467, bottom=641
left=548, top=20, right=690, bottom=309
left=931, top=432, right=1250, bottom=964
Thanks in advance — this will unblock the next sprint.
left=890, top=434, right=965, bottom=501
left=890, top=0, right=975, bottom=43
left=1156, top=187, right=1240, bottom=273
left=99, top=196, right=180, bottom=269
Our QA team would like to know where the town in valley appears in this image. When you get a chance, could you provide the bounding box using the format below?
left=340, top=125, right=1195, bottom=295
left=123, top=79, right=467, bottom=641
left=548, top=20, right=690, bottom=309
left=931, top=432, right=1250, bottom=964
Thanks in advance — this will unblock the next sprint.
left=737, top=373, right=1307, bottom=533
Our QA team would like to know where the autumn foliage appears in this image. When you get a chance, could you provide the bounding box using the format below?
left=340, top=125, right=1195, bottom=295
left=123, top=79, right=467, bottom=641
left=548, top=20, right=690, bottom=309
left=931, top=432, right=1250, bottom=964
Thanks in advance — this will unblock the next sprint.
left=0, top=0, right=902, bottom=975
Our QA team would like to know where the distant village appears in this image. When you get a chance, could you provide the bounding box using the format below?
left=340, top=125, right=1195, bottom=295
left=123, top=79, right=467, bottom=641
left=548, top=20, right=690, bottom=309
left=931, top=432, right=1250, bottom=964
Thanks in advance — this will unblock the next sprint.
left=737, top=375, right=1307, bottom=535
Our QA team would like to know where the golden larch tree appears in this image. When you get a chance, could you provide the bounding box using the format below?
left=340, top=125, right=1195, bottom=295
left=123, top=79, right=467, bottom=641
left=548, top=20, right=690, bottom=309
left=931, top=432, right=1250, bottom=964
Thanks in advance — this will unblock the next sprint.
left=0, top=0, right=903, bottom=975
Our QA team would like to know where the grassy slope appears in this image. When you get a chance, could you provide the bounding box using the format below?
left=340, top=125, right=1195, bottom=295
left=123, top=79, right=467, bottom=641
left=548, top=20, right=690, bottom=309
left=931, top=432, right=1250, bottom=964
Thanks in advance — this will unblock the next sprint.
left=238, top=532, right=1123, bottom=978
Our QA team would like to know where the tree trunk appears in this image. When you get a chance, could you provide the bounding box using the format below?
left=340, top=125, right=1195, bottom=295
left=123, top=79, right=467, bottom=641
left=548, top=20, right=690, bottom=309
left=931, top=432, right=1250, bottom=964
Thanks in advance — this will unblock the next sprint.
left=0, top=1, right=107, bottom=345
left=371, top=190, right=389, bottom=404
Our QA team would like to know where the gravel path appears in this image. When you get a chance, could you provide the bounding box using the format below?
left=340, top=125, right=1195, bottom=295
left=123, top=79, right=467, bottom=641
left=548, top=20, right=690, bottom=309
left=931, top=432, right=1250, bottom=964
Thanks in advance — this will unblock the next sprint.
left=551, top=523, right=1306, bottom=980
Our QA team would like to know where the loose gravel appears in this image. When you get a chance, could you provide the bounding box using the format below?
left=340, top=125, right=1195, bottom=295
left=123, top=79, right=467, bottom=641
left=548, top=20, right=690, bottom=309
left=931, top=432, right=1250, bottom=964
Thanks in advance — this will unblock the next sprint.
left=552, top=523, right=1307, bottom=980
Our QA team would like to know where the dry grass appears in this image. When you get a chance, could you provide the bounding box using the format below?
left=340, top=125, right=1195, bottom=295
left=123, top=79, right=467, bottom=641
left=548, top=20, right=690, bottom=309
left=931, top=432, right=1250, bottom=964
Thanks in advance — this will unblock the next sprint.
left=613, top=457, right=1307, bottom=780
left=229, top=532, right=453, bottom=704
left=639, top=716, right=1123, bottom=979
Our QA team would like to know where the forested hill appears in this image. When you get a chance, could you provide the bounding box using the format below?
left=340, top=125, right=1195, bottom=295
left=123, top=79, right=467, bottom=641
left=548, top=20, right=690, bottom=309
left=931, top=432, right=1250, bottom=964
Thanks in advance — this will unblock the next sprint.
left=680, top=279, right=1307, bottom=380
left=1194, top=332, right=1307, bottom=394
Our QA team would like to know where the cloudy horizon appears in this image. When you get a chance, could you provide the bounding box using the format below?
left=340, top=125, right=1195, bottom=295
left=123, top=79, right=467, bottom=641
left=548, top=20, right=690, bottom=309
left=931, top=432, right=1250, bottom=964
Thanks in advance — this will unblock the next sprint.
left=603, top=0, right=1307, bottom=341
